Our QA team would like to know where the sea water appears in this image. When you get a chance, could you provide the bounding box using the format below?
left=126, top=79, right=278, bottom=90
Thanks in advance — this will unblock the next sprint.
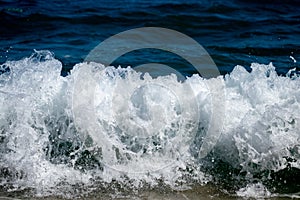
left=0, top=0, right=300, bottom=199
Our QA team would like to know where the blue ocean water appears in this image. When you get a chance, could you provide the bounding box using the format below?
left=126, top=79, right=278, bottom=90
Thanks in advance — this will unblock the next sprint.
left=1, top=0, right=299, bottom=74
left=0, top=0, right=300, bottom=199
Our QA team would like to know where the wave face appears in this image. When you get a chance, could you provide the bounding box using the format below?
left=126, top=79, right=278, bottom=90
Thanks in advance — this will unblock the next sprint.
left=0, top=51, right=300, bottom=198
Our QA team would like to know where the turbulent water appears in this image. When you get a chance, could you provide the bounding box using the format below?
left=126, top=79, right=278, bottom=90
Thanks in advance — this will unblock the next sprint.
left=0, top=51, right=299, bottom=198
left=1, top=0, right=300, bottom=199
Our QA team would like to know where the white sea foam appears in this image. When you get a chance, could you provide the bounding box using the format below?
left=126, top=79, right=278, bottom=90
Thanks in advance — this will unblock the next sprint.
left=236, top=183, right=272, bottom=199
left=0, top=51, right=299, bottom=197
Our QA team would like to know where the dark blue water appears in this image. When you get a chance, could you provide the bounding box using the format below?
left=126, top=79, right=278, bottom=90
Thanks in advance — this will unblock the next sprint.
left=1, top=0, right=299, bottom=75
left=1, top=0, right=300, bottom=199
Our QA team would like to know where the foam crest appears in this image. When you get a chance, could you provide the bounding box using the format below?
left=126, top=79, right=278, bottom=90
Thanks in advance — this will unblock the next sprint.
left=0, top=51, right=299, bottom=198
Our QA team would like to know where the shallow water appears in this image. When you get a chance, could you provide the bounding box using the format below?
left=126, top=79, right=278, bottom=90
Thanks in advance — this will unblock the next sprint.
left=0, top=185, right=298, bottom=200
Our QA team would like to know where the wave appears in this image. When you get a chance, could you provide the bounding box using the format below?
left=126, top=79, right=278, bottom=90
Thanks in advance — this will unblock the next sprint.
left=0, top=50, right=299, bottom=198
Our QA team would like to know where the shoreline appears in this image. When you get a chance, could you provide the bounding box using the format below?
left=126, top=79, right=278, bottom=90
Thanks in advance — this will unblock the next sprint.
left=0, top=184, right=297, bottom=200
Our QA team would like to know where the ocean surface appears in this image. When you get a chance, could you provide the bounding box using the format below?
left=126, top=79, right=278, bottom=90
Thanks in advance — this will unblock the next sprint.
left=0, top=0, right=300, bottom=199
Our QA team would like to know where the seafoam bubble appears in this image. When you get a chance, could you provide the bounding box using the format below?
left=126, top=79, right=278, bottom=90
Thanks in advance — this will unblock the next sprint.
left=236, top=183, right=272, bottom=199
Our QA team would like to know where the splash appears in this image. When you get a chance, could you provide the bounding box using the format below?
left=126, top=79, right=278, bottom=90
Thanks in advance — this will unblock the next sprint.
left=0, top=51, right=299, bottom=198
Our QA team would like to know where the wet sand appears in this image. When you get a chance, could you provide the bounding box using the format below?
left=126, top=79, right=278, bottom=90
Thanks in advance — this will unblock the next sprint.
left=0, top=184, right=296, bottom=200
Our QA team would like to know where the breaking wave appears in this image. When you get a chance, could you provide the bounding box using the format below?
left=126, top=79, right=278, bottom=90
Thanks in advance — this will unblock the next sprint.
left=0, top=50, right=299, bottom=198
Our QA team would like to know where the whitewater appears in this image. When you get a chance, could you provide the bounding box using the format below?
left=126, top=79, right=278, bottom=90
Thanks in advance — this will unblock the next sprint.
left=0, top=50, right=299, bottom=198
